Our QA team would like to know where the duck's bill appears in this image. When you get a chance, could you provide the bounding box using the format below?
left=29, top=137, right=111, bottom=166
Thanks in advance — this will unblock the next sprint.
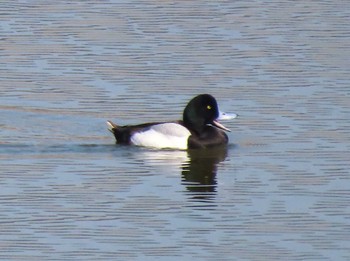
left=218, top=111, right=238, bottom=120
left=212, top=120, right=231, bottom=132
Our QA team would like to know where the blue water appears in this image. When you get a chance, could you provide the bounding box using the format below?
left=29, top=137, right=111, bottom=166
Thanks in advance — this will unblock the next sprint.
left=1, top=1, right=350, bottom=260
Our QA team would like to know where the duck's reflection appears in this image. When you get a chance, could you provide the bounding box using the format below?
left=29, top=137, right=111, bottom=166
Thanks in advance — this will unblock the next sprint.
left=181, top=146, right=228, bottom=199
left=131, top=145, right=228, bottom=203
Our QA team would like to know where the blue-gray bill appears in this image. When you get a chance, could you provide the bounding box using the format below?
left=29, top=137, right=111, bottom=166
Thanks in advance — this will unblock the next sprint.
left=218, top=111, right=238, bottom=120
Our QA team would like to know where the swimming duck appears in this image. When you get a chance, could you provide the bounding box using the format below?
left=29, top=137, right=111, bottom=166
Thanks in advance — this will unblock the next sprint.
left=107, top=94, right=236, bottom=150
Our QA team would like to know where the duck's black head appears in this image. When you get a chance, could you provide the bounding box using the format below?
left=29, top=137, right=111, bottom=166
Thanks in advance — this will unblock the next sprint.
left=183, top=94, right=230, bottom=134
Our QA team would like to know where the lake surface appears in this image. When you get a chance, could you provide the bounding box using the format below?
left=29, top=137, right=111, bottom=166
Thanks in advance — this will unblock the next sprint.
left=1, top=1, right=350, bottom=260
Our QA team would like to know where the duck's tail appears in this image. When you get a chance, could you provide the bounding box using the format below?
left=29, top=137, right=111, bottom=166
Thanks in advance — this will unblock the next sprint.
left=106, top=120, right=118, bottom=133
left=107, top=120, right=130, bottom=144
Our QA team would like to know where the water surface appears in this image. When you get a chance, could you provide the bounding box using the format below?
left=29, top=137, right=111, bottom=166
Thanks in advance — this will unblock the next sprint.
left=1, top=1, right=350, bottom=260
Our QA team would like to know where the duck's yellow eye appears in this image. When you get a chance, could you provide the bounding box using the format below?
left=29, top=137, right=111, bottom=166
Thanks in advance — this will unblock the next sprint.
left=207, top=105, right=212, bottom=110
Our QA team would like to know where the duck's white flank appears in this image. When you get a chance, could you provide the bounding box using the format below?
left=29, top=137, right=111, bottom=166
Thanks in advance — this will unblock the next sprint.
left=130, top=123, right=191, bottom=150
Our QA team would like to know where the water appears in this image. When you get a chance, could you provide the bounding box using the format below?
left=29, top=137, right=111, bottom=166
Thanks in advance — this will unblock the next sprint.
left=1, top=1, right=350, bottom=260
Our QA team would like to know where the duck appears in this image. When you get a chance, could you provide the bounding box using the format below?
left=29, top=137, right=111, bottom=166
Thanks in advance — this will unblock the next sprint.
left=107, top=94, right=236, bottom=150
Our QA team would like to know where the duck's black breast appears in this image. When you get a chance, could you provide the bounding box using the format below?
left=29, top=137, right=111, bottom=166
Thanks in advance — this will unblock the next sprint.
left=187, top=126, right=228, bottom=149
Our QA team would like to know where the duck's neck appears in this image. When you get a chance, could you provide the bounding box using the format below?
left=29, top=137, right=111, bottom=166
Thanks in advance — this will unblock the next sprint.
left=183, top=113, right=204, bottom=135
